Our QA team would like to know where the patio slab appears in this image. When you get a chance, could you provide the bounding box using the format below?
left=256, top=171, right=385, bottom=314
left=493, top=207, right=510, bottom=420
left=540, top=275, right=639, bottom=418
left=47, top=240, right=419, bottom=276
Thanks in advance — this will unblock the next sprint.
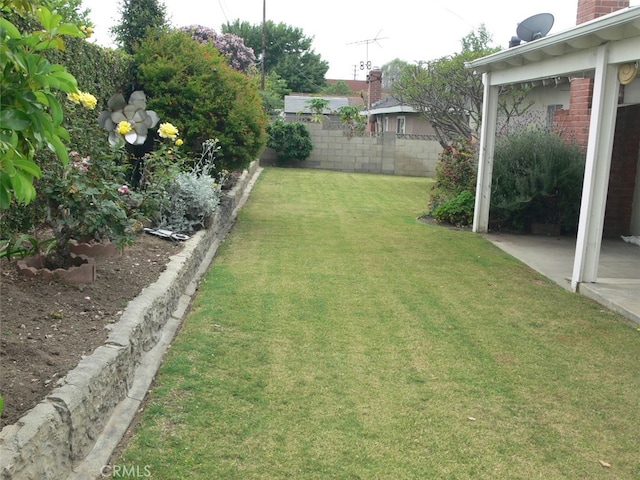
left=485, top=233, right=640, bottom=325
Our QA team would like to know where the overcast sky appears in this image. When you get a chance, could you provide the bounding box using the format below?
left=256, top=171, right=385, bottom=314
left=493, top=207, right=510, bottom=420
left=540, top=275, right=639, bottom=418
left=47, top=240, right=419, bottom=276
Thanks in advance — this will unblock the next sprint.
left=81, top=0, right=639, bottom=80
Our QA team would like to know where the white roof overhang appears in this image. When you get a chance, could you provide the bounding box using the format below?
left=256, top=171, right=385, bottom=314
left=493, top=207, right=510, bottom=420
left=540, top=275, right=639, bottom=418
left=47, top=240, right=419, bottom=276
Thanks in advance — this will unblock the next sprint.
left=466, top=6, right=640, bottom=86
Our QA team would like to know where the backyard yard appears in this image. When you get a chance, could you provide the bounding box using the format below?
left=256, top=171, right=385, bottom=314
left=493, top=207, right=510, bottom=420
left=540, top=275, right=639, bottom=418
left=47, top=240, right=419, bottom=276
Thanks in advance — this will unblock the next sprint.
left=114, top=168, right=640, bottom=479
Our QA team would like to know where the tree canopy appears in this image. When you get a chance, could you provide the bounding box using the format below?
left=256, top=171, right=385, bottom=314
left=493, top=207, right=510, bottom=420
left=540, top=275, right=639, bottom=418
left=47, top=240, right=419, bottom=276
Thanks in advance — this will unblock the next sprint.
left=222, top=20, right=328, bottom=93
left=392, top=26, right=530, bottom=147
left=110, top=0, right=168, bottom=54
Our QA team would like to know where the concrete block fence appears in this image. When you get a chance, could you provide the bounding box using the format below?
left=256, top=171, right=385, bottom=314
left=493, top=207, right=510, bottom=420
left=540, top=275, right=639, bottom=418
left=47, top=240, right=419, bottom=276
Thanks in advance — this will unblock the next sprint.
left=0, top=161, right=262, bottom=480
left=261, top=121, right=442, bottom=177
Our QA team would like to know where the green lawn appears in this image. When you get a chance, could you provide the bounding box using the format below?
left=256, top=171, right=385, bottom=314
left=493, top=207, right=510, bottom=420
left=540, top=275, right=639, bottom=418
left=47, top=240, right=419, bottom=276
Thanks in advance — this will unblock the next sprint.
left=117, top=168, right=640, bottom=479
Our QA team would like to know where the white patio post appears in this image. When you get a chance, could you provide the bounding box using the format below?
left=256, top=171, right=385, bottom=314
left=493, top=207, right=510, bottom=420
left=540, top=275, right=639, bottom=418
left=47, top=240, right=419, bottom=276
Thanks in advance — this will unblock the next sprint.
left=473, top=72, right=499, bottom=233
left=571, top=45, right=620, bottom=290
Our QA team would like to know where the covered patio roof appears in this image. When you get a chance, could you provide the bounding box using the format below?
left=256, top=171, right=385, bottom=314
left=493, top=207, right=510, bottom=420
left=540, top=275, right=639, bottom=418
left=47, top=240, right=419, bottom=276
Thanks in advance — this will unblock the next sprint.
left=467, top=6, right=640, bottom=85
left=466, top=6, right=640, bottom=292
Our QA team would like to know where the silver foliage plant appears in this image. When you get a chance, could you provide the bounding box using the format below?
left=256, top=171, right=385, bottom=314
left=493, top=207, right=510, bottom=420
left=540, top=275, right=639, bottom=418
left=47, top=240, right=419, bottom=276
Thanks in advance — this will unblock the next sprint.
left=159, top=139, right=225, bottom=233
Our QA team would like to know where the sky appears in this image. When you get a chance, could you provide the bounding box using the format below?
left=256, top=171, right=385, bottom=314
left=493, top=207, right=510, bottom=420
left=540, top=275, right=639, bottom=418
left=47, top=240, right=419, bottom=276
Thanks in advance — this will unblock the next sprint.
left=81, top=0, right=640, bottom=80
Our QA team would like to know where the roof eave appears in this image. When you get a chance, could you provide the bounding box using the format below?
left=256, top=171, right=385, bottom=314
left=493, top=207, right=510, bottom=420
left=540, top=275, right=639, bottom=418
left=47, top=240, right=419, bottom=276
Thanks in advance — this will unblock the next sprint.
left=466, top=6, right=640, bottom=73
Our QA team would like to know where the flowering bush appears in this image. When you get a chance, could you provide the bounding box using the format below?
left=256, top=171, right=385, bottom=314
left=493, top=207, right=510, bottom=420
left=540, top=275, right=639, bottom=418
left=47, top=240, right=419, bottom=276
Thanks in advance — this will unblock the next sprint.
left=42, top=150, right=138, bottom=267
left=137, top=138, right=224, bottom=233
left=180, top=25, right=256, bottom=73
left=428, top=137, right=478, bottom=223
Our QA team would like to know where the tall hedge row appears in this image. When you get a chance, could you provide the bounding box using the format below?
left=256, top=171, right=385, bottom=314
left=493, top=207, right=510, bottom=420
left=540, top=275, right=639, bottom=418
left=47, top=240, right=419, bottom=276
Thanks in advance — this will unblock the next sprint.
left=47, top=37, right=136, bottom=158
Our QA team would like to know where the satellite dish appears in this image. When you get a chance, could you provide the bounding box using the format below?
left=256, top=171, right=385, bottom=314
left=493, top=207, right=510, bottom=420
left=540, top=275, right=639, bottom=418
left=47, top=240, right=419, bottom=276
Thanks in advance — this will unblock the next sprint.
left=516, top=13, right=554, bottom=42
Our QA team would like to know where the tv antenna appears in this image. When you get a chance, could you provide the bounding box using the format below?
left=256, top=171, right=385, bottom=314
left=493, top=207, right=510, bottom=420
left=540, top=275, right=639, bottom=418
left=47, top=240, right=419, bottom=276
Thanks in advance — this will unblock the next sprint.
left=348, top=30, right=388, bottom=71
left=510, top=13, right=554, bottom=46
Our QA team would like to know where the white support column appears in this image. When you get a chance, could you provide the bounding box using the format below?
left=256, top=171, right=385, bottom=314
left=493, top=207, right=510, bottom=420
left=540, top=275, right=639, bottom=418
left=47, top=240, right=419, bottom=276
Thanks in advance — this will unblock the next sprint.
left=473, top=72, right=499, bottom=233
left=571, top=45, right=620, bottom=290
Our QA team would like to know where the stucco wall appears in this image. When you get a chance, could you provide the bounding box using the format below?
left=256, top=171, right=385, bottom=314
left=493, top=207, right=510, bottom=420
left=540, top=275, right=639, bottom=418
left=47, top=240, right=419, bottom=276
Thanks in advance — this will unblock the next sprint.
left=261, top=121, right=441, bottom=177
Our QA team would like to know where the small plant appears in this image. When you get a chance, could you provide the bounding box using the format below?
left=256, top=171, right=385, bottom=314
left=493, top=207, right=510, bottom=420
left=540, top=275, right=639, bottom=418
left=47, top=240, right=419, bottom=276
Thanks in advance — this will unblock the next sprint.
left=337, top=105, right=366, bottom=138
left=159, top=170, right=220, bottom=233
left=0, top=234, right=56, bottom=261
left=433, top=190, right=475, bottom=226
left=305, top=98, right=331, bottom=123
left=266, top=119, right=313, bottom=165
left=42, top=150, right=137, bottom=267
left=157, top=138, right=225, bottom=233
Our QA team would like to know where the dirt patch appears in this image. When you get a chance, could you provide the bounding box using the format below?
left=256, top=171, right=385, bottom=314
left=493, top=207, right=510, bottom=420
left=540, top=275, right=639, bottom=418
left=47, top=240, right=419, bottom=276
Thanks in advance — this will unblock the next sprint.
left=0, top=233, right=184, bottom=428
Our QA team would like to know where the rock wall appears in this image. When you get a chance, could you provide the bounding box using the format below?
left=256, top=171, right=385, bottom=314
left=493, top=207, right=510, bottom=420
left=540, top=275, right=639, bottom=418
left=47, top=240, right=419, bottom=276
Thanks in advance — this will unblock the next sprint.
left=0, top=162, right=261, bottom=480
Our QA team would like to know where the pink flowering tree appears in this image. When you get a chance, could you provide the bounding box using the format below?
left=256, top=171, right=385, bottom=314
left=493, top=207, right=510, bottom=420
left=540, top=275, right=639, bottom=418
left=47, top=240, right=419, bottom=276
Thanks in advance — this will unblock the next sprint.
left=180, top=25, right=256, bottom=73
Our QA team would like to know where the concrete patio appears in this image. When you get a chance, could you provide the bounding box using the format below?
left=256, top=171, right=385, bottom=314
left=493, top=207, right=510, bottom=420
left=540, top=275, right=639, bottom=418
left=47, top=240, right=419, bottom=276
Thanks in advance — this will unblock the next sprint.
left=486, top=233, right=640, bottom=325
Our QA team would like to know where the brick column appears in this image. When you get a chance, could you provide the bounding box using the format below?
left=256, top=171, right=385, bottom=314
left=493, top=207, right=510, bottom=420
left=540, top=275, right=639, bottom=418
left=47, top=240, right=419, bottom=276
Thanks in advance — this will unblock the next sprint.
left=554, top=0, right=629, bottom=150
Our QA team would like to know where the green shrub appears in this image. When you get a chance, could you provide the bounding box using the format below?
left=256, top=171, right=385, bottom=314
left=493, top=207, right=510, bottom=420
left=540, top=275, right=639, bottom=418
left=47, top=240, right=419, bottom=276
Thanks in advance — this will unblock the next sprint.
left=266, top=119, right=313, bottom=164
left=490, top=125, right=585, bottom=233
left=433, top=190, right=475, bottom=226
left=133, top=30, right=268, bottom=172
left=428, top=137, right=478, bottom=221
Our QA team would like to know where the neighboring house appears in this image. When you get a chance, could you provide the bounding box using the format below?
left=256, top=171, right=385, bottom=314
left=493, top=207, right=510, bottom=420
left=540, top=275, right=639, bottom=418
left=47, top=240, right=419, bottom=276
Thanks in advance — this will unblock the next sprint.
left=363, top=68, right=437, bottom=136
left=368, top=96, right=437, bottom=136
left=282, top=95, right=363, bottom=122
left=467, top=0, right=640, bottom=291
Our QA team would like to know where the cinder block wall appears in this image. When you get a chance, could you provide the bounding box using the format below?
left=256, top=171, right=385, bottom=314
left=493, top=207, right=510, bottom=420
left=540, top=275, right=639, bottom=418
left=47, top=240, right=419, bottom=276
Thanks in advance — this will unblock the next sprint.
left=261, top=122, right=441, bottom=177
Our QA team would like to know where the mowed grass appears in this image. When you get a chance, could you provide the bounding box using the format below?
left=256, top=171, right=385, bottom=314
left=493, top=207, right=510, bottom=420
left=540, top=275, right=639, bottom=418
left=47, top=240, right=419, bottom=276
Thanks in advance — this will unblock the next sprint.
left=117, top=168, right=640, bottom=479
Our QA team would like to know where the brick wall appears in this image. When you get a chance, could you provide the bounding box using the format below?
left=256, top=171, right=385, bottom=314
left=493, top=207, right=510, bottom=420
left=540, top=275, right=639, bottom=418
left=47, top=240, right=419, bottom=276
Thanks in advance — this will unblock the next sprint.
left=576, top=0, right=630, bottom=23
left=603, top=104, right=640, bottom=236
left=367, top=69, right=383, bottom=108
left=553, top=0, right=636, bottom=236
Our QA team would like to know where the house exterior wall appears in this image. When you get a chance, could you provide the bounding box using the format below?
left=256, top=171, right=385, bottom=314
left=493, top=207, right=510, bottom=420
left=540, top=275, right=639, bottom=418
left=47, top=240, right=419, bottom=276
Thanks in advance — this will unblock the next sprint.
left=260, top=121, right=441, bottom=177
left=604, top=104, right=640, bottom=236
left=552, top=0, right=634, bottom=237
left=374, top=113, right=436, bottom=135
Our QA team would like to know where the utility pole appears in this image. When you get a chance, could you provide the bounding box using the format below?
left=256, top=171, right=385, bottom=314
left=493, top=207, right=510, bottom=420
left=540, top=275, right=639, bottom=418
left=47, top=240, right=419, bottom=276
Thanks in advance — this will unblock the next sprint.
left=261, top=0, right=266, bottom=90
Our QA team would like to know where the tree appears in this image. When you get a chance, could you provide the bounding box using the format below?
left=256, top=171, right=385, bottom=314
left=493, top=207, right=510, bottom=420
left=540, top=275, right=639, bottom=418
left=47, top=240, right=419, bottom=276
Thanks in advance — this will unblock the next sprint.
left=134, top=31, right=267, bottom=170
left=223, top=20, right=328, bottom=93
left=254, top=70, right=291, bottom=115
left=110, top=0, right=168, bottom=54
left=381, top=58, right=409, bottom=92
left=391, top=26, right=530, bottom=147
left=0, top=0, right=87, bottom=209
left=322, top=80, right=352, bottom=95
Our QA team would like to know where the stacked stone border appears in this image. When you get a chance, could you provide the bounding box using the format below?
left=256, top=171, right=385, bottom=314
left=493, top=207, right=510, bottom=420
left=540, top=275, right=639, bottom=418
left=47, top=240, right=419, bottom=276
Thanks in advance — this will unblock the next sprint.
left=0, top=162, right=262, bottom=480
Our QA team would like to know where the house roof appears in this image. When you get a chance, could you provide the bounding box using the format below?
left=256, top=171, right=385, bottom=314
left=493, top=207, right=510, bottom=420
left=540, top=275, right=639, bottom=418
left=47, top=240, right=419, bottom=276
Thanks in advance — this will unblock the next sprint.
left=284, top=95, right=349, bottom=114
left=326, top=79, right=368, bottom=92
left=368, top=95, right=417, bottom=115
left=466, top=6, right=640, bottom=86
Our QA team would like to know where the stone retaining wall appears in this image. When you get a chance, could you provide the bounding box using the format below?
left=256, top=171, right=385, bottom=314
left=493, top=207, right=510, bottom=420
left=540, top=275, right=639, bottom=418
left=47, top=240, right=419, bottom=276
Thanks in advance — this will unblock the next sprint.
left=0, top=162, right=261, bottom=480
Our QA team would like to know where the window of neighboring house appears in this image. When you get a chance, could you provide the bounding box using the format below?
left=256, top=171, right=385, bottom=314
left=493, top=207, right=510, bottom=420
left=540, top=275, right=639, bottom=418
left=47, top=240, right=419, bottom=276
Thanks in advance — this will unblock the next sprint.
left=546, top=104, right=563, bottom=127
left=383, top=116, right=389, bottom=132
left=396, top=116, right=406, bottom=134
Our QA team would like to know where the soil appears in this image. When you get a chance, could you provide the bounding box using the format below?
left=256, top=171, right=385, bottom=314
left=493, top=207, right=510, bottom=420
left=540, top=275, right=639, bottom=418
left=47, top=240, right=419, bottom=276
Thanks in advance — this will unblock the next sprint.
left=0, top=233, right=184, bottom=428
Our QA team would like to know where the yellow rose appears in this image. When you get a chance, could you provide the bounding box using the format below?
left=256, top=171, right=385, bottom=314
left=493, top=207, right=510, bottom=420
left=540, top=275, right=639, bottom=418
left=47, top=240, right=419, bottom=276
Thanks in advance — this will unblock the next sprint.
left=78, top=92, right=97, bottom=110
left=67, top=92, right=81, bottom=104
left=175, top=138, right=184, bottom=146
left=117, top=121, right=133, bottom=135
left=158, top=122, right=179, bottom=140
